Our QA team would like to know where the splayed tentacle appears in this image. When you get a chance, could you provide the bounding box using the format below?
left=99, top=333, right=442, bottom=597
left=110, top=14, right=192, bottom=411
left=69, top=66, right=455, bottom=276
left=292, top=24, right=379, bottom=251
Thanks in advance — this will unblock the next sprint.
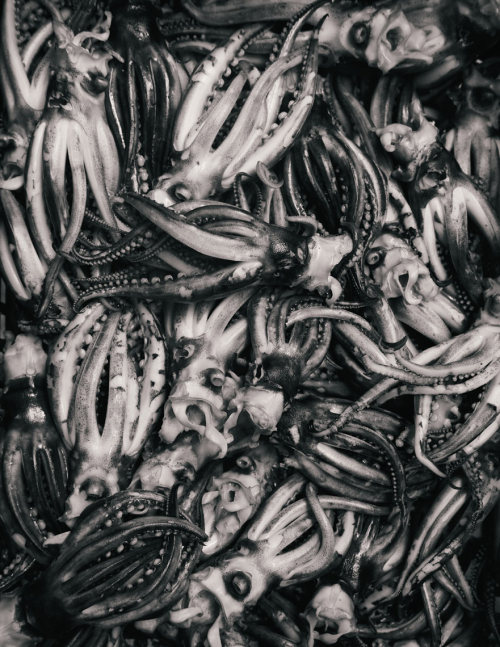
left=24, top=488, right=206, bottom=636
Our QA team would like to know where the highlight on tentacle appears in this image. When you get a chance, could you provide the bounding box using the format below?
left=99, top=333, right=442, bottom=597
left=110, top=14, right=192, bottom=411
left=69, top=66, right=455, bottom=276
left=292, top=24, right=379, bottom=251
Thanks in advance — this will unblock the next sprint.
left=151, top=3, right=327, bottom=206
left=47, top=300, right=167, bottom=521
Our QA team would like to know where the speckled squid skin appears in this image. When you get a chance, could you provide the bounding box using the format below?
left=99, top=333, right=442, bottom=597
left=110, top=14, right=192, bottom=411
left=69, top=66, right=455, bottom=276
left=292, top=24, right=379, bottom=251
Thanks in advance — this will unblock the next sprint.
left=47, top=302, right=167, bottom=521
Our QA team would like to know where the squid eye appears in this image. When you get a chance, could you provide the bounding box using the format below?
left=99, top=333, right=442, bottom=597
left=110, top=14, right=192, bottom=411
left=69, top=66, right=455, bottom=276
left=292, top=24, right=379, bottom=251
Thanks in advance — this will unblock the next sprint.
left=226, top=571, right=251, bottom=600
left=471, top=87, right=497, bottom=111
left=205, top=368, right=225, bottom=389
left=349, top=22, right=371, bottom=49
left=487, top=294, right=500, bottom=317
left=236, top=455, right=256, bottom=473
left=366, top=249, right=385, bottom=267
left=173, top=185, right=191, bottom=202
left=82, top=478, right=108, bottom=501
left=178, top=343, right=195, bottom=359
left=385, top=27, right=403, bottom=51
left=385, top=223, right=403, bottom=235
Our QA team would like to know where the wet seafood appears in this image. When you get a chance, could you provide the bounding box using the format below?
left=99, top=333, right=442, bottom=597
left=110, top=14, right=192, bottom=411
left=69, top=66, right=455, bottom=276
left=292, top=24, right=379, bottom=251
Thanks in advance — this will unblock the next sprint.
left=0, top=0, right=499, bottom=645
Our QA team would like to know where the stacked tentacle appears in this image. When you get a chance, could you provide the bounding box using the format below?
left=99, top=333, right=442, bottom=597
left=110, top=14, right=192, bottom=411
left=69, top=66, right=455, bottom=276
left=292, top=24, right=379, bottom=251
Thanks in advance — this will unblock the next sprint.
left=0, top=1, right=499, bottom=646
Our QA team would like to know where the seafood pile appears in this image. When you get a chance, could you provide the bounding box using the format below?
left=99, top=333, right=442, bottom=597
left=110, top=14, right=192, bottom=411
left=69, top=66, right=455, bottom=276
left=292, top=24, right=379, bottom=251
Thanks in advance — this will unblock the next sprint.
left=1, top=0, right=500, bottom=645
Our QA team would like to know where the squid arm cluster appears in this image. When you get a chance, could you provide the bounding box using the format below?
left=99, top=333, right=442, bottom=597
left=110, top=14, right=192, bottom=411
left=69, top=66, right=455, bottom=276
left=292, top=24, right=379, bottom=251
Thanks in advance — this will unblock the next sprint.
left=0, top=0, right=499, bottom=646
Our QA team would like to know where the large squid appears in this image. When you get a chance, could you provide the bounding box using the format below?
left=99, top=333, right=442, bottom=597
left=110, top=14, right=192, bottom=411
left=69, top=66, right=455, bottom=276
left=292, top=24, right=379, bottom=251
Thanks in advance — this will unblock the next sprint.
left=199, top=442, right=278, bottom=557
left=0, top=0, right=104, bottom=188
left=445, top=58, right=500, bottom=212
left=106, top=0, right=187, bottom=191
left=161, top=290, right=252, bottom=455
left=149, top=2, right=325, bottom=205
left=166, top=475, right=356, bottom=647
left=130, top=290, right=252, bottom=494
left=277, top=396, right=409, bottom=574
left=25, top=4, right=124, bottom=316
left=24, top=488, right=206, bottom=636
left=73, top=195, right=353, bottom=309
left=0, top=188, right=74, bottom=323
left=47, top=301, right=167, bottom=520
left=0, top=0, right=62, bottom=188
left=0, top=334, right=68, bottom=565
left=180, top=0, right=449, bottom=73
left=364, top=226, right=467, bottom=342
left=375, top=80, right=500, bottom=304
left=400, top=277, right=500, bottom=474
left=330, top=278, right=500, bottom=479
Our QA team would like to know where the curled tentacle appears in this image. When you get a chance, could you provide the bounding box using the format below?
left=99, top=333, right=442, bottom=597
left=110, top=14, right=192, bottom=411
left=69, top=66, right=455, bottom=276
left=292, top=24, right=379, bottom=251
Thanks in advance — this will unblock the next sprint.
left=0, top=334, right=68, bottom=564
left=225, top=290, right=332, bottom=437
left=47, top=301, right=167, bottom=520
left=24, top=488, right=206, bottom=636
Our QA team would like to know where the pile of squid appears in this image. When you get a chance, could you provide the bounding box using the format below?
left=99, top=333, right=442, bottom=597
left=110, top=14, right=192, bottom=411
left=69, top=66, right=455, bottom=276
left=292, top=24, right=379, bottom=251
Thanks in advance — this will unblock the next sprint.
left=1, top=0, right=500, bottom=645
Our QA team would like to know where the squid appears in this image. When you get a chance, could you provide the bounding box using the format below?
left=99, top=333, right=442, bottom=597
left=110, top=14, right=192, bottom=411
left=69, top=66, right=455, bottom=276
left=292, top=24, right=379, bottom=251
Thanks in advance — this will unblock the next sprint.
left=392, top=276, right=500, bottom=472
left=329, top=278, right=500, bottom=479
left=278, top=397, right=409, bottom=569
left=284, top=119, right=384, bottom=244
left=304, top=583, right=357, bottom=645
left=25, top=4, right=124, bottom=316
left=445, top=58, right=500, bottom=212
left=0, top=0, right=63, bottom=188
left=106, top=0, right=187, bottom=191
left=0, top=0, right=103, bottom=188
left=200, top=441, right=278, bottom=556
left=180, top=0, right=449, bottom=73
left=391, top=445, right=500, bottom=641
left=375, top=81, right=500, bottom=304
left=130, top=290, right=253, bottom=495
left=0, top=334, right=68, bottom=565
left=130, top=291, right=252, bottom=494
left=0, top=188, right=74, bottom=323
left=47, top=301, right=167, bottom=520
left=167, top=475, right=356, bottom=647
left=73, top=195, right=353, bottom=309
left=224, top=290, right=333, bottom=437
left=364, top=226, right=467, bottom=342
left=150, top=2, right=325, bottom=205
left=284, top=97, right=390, bottom=309
left=161, top=289, right=252, bottom=455
left=24, top=488, right=206, bottom=636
